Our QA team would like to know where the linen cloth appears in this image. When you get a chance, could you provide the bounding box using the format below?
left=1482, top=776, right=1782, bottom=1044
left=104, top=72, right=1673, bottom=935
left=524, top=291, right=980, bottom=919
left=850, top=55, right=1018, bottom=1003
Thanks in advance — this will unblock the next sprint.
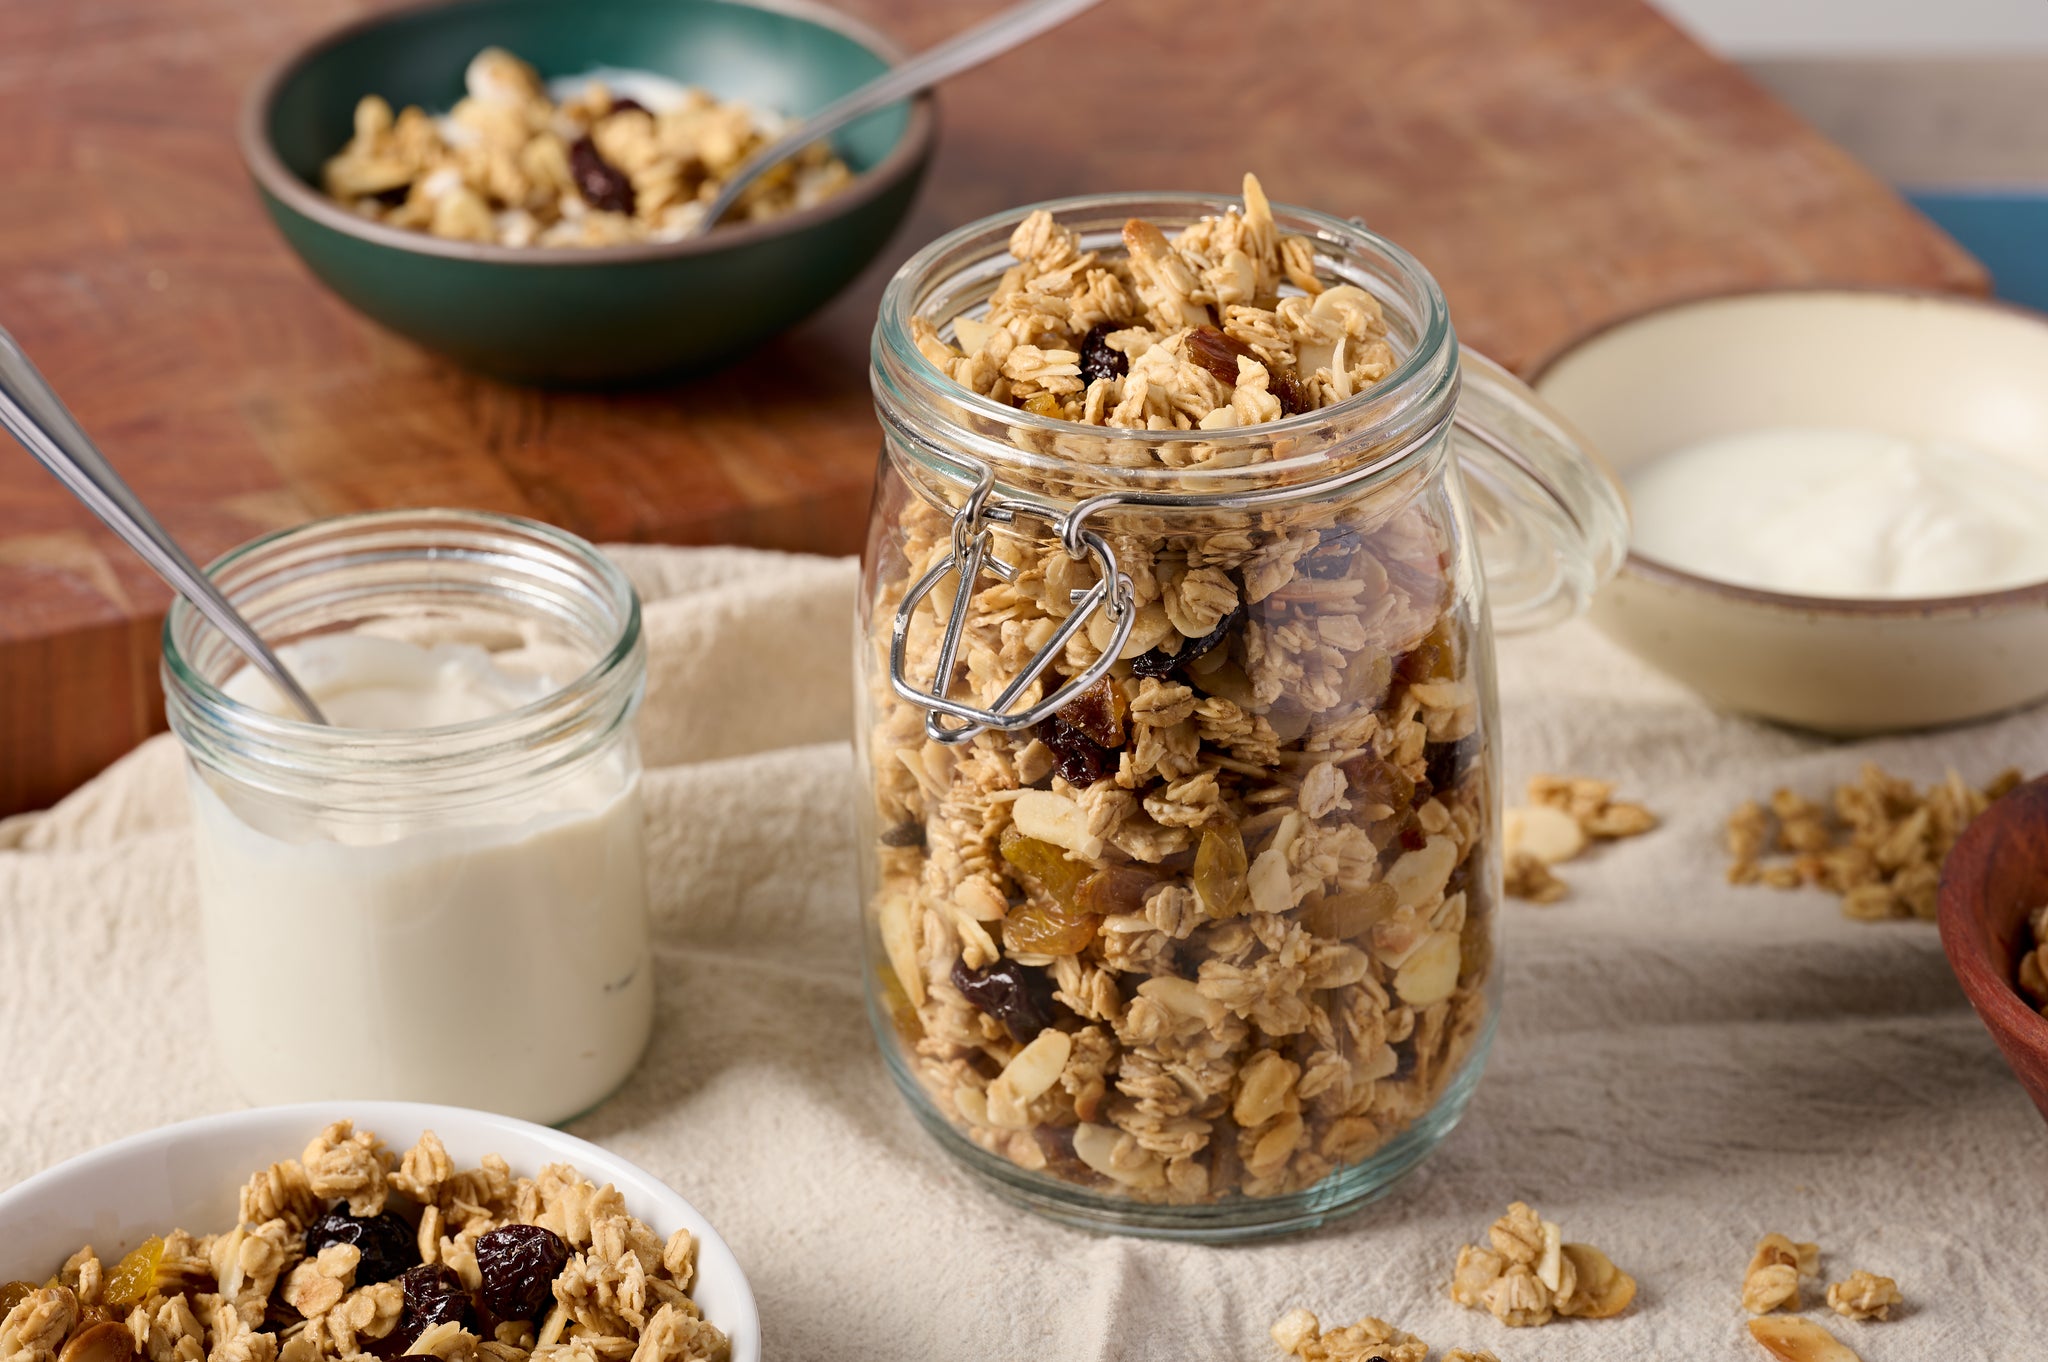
left=2, top=544, right=2042, bottom=1360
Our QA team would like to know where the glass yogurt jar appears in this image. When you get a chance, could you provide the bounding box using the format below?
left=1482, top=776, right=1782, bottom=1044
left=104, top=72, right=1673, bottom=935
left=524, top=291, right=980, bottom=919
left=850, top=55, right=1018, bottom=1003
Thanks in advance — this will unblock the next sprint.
left=162, top=509, right=652, bottom=1126
left=856, top=184, right=1628, bottom=1238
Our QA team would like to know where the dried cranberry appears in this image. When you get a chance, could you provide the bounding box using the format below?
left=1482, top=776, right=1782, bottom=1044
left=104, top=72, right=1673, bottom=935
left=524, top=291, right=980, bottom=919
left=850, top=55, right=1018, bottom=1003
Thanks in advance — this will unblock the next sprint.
left=606, top=97, right=650, bottom=117
left=474, top=1225, right=570, bottom=1325
left=389, top=1264, right=472, bottom=1354
left=1036, top=717, right=1114, bottom=787
left=568, top=135, right=634, bottom=215
left=1185, top=325, right=1259, bottom=386
left=1079, top=323, right=1129, bottom=385
left=370, top=183, right=411, bottom=208
left=951, top=956, right=1057, bottom=1043
left=305, top=1211, right=417, bottom=1287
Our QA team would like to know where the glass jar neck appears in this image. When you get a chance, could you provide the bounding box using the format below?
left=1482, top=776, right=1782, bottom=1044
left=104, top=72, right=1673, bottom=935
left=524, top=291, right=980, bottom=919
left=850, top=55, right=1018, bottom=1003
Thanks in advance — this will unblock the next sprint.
left=162, top=509, right=643, bottom=812
left=871, top=191, right=1461, bottom=510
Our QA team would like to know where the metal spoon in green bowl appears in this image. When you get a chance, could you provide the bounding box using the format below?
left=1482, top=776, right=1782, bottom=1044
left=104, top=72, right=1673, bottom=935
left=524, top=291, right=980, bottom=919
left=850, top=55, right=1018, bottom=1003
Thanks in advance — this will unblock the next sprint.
left=0, top=328, right=329, bottom=724
left=694, top=0, right=1107, bottom=234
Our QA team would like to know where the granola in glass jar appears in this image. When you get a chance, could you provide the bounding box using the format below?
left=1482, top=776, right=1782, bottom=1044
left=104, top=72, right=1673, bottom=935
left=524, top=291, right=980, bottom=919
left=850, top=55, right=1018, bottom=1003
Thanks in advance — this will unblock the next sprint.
left=857, top=178, right=1531, bottom=1232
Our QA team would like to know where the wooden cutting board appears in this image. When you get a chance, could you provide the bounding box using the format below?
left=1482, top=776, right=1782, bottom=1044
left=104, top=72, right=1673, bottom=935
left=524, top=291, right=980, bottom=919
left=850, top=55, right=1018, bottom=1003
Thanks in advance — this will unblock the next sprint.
left=0, top=0, right=1984, bottom=815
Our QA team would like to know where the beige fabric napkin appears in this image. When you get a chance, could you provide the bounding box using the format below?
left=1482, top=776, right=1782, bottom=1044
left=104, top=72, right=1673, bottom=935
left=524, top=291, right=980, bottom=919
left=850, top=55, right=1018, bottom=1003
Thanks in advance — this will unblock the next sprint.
left=2, top=544, right=2042, bottom=1359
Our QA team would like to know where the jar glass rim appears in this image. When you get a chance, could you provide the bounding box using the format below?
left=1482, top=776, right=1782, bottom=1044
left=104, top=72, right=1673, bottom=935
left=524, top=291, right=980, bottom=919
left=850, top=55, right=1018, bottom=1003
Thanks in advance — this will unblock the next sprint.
left=161, top=508, right=643, bottom=764
left=872, top=189, right=1457, bottom=487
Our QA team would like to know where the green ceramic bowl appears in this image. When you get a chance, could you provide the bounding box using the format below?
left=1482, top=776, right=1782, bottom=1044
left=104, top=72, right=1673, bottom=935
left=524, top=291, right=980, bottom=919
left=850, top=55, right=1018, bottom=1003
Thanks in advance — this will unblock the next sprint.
left=240, top=0, right=934, bottom=384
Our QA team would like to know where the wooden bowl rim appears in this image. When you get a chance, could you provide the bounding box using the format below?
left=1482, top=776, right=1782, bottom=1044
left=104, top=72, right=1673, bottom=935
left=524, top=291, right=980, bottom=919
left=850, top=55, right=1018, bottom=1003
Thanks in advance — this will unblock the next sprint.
left=237, top=0, right=936, bottom=268
left=1528, top=284, right=2048, bottom=619
left=1938, top=774, right=2048, bottom=1051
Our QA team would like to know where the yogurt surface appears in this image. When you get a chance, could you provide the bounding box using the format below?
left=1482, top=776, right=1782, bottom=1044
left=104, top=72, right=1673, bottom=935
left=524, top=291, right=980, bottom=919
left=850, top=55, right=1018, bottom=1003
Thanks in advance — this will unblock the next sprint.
left=194, top=633, right=653, bottom=1123
left=1626, top=426, right=2048, bottom=598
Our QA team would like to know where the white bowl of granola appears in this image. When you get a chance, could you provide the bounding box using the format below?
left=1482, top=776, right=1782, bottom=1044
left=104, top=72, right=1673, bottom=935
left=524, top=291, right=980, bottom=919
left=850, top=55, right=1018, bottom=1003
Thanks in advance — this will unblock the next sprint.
left=0, top=1102, right=757, bottom=1362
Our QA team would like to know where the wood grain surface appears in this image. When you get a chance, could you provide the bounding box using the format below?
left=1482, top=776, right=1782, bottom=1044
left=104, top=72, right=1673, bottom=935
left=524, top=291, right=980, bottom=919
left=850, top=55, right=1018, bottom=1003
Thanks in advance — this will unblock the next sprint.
left=0, top=0, right=1985, bottom=813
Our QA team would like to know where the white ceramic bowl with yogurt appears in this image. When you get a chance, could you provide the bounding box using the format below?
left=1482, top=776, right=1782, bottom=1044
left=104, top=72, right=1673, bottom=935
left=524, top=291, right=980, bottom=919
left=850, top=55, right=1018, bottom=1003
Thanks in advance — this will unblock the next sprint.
left=1535, top=288, right=2048, bottom=734
left=0, top=1101, right=761, bottom=1362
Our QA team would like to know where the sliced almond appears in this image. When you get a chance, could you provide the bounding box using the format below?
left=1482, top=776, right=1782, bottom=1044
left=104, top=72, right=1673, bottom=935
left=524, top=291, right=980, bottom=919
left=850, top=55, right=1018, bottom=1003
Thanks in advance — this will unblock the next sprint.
left=1393, top=929, right=1462, bottom=1006
left=1012, top=789, right=1104, bottom=860
left=1748, top=1317, right=1862, bottom=1362
left=1385, top=834, right=1458, bottom=908
left=1504, top=803, right=1588, bottom=865
left=878, top=891, right=924, bottom=1007
left=1534, top=1219, right=1565, bottom=1291
left=58, top=1323, right=138, bottom=1362
left=1558, top=1243, right=1636, bottom=1318
left=951, top=314, right=996, bottom=354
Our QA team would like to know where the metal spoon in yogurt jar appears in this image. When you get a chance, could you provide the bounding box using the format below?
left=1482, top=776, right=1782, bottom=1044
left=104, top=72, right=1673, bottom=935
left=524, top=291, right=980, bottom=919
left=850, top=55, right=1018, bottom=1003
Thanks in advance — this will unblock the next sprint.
left=692, top=0, right=1106, bottom=234
left=0, top=327, right=328, bottom=724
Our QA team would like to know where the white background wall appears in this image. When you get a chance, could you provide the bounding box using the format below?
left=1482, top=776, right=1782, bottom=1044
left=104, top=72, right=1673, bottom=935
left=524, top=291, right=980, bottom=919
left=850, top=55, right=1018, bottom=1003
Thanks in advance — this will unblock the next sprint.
left=1653, top=0, right=2048, bottom=55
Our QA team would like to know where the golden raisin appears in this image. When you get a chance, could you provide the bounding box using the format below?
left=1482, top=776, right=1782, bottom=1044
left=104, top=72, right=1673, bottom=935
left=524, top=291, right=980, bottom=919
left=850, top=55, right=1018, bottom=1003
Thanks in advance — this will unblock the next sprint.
left=1003, top=902, right=1098, bottom=955
left=1344, top=752, right=1416, bottom=818
left=0, top=1283, right=34, bottom=1318
left=1303, top=883, right=1399, bottom=939
left=103, top=1238, right=163, bottom=1309
left=1077, top=866, right=1159, bottom=916
left=1001, top=830, right=1092, bottom=911
left=1193, top=825, right=1249, bottom=918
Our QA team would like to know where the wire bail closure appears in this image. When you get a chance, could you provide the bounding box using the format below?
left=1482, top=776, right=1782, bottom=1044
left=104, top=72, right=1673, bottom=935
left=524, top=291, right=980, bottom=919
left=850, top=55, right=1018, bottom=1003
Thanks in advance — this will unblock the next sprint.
left=889, top=455, right=1135, bottom=745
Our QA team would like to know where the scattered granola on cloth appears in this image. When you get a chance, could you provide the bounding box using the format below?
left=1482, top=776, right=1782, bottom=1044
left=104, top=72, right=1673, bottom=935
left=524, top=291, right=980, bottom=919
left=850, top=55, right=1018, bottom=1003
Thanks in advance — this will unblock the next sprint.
left=2016, top=905, right=2048, bottom=1018
left=1723, top=763, right=2023, bottom=919
left=1825, top=1270, right=1902, bottom=1322
left=1268, top=1308, right=1429, bottom=1362
left=865, top=175, right=1492, bottom=1205
left=0, top=1122, right=729, bottom=1362
left=1501, top=775, right=1658, bottom=902
left=1741, top=1232, right=1821, bottom=1314
left=1448, top=1201, right=1636, bottom=1328
left=1748, top=1315, right=1864, bottom=1362
left=322, top=48, right=851, bottom=246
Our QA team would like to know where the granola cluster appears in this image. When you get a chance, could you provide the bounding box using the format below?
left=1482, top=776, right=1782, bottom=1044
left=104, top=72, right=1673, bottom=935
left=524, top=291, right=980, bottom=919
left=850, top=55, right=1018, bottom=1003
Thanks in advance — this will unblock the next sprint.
left=865, top=180, right=1492, bottom=1204
left=322, top=48, right=851, bottom=247
left=1740, top=1232, right=1900, bottom=1325
left=1269, top=1309, right=1504, bottom=1362
left=911, top=173, right=1388, bottom=435
left=1448, top=1201, right=1636, bottom=1328
left=2016, top=904, right=2048, bottom=1018
left=1724, top=763, right=2021, bottom=920
left=1500, top=774, right=1657, bottom=903
left=0, top=1123, right=728, bottom=1362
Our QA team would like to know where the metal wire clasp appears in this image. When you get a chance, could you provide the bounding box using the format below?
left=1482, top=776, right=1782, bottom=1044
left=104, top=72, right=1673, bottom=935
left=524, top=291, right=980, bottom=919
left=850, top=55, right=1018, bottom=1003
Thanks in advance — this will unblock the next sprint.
left=889, top=460, right=1135, bottom=745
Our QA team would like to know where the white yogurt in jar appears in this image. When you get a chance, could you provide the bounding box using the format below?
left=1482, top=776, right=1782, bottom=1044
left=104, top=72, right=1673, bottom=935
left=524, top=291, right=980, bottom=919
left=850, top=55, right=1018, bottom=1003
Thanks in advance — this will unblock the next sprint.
left=191, top=634, right=653, bottom=1125
left=1626, top=426, right=2048, bottom=598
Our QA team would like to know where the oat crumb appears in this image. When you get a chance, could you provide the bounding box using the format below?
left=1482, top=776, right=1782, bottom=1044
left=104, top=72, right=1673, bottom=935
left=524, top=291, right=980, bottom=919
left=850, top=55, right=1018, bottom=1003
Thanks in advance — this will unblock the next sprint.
left=1826, top=1270, right=1902, bottom=1322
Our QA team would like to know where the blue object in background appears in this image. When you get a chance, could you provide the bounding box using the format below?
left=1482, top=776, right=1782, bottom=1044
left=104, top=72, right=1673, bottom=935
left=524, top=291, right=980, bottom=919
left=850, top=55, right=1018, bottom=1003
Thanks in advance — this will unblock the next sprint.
left=1909, top=190, right=2048, bottom=312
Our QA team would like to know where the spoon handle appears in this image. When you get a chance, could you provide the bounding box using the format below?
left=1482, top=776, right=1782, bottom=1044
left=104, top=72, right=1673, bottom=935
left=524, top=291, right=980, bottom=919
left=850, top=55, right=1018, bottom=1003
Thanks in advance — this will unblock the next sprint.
left=699, top=0, right=1106, bottom=230
left=0, top=327, right=329, bottom=725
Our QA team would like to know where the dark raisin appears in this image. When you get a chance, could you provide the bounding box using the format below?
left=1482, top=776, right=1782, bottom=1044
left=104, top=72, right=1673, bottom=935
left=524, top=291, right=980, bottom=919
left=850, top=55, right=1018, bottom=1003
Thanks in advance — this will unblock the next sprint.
left=1078, top=323, right=1128, bottom=385
left=1035, top=718, right=1114, bottom=787
left=1179, top=603, right=1243, bottom=669
left=568, top=135, right=634, bottom=215
left=951, top=956, right=1057, bottom=1043
left=1185, top=325, right=1259, bottom=387
left=305, top=1211, right=417, bottom=1287
left=1399, top=822, right=1429, bottom=851
left=606, top=97, right=650, bottom=117
left=1055, top=676, right=1126, bottom=747
left=474, top=1225, right=570, bottom=1326
left=388, top=1264, right=472, bottom=1354
left=370, top=183, right=411, bottom=208
left=1273, top=371, right=1313, bottom=415
left=1301, top=546, right=1353, bottom=579
left=1424, top=733, right=1480, bottom=795
left=878, top=821, right=926, bottom=849
left=1130, top=647, right=1180, bottom=679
